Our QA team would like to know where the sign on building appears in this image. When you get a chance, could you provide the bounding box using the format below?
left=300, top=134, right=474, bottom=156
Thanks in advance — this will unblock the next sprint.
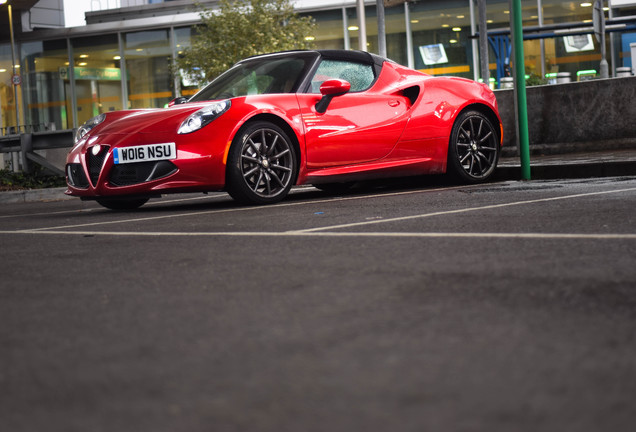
left=610, top=0, right=636, bottom=7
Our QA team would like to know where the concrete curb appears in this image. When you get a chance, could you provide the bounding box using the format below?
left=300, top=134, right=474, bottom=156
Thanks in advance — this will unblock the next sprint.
left=495, top=161, right=636, bottom=181
left=0, top=187, right=72, bottom=204
left=496, top=150, right=636, bottom=181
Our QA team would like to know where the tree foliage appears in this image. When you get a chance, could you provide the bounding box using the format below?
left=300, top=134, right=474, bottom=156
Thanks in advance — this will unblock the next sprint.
left=176, top=0, right=316, bottom=86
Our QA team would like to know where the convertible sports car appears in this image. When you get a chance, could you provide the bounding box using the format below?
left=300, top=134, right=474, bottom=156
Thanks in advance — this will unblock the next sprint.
left=66, top=49, right=503, bottom=209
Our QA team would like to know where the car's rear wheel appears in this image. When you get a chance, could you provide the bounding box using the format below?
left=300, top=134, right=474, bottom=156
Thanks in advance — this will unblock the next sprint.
left=95, top=197, right=149, bottom=210
left=447, top=110, right=499, bottom=183
left=226, top=121, right=297, bottom=205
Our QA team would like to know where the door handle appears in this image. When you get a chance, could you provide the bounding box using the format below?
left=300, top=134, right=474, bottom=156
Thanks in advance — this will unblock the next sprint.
left=388, top=100, right=400, bottom=107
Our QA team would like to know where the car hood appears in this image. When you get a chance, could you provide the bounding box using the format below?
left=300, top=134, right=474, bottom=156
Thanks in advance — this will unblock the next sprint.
left=95, top=103, right=211, bottom=135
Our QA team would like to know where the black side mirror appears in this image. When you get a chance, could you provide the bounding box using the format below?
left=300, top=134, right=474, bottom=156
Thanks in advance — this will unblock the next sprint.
left=315, top=79, right=351, bottom=114
left=168, top=97, right=188, bottom=107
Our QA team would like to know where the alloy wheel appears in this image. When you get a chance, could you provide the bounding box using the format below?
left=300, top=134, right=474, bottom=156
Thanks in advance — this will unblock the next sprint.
left=240, top=128, right=294, bottom=198
left=452, top=113, right=499, bottom=180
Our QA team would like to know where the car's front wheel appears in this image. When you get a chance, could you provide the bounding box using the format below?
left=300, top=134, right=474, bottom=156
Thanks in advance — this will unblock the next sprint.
left=447, top=110, right=500, bottom=183
left=226, top=121, right=297, bottom=205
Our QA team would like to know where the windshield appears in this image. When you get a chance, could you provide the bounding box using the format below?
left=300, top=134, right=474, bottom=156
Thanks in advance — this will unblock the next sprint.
left=190, top=56, right=314, bottom=102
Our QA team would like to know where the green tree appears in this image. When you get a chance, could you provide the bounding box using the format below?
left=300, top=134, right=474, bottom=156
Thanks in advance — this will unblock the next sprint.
left=177, top=0, right=316, bottom=86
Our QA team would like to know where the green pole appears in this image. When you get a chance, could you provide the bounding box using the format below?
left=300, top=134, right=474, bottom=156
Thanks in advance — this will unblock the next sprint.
left=511, top=0, right=531, bottom=180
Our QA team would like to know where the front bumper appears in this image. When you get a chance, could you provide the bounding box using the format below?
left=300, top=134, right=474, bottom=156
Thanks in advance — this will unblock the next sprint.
left=65, top=133, right=227, bottom=198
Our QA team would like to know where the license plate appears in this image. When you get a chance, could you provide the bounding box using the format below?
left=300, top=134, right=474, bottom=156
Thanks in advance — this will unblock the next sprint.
left=113, top=143, right=177, bottom=165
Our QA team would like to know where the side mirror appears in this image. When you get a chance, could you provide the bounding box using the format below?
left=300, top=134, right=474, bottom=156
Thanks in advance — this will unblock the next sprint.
left=168, top=97, right=188, bottom=107
left=315, top=79, right=351, bottom=114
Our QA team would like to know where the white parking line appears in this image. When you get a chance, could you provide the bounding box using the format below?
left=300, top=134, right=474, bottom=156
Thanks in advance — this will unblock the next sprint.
left=0, top=208, right=96, bottom=219
left=2, top=230, right=636, bottom=240
left=21, top=185, right=472, bottom=232
left=292, top=187, right=636, bottom=233
left=0, top=194, right=226, bottom=219
left=2, top=184, right=634, bottom=237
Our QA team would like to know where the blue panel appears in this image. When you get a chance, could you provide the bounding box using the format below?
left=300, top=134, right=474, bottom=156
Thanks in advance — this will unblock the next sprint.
left=621, top=32, right=636, bottom=68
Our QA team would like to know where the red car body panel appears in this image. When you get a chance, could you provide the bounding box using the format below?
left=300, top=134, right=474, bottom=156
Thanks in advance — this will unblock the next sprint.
left=66, top=50, right=502, bottom=202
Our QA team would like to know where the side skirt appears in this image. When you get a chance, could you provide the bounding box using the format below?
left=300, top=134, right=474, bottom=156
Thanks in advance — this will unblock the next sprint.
left=304, top=157, right=444, bottom=185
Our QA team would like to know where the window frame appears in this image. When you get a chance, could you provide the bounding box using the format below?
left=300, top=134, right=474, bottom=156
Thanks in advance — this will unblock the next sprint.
left=307, top=59, right=377, bottom=93
left=298, top=51, right=384, bottom=94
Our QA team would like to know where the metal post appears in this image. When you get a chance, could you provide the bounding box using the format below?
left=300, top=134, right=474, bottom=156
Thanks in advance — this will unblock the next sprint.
left=170, top=27, right=181, bottom=98
left=537, top=0, right=546, bottom=77
left=343, top=8, right=351, bottom=51
left=477, top=0, right=489, bottom=84
left=405, top=2, right=414, bottom=69
left=68, top=39, right=78, bottom=129
left=8, top=3, right=20, bottom=171
left=510, top=0, right=531, bottom=180
left=376, top=0, right=387, bottom=57
left=356, top=0, right=367, bottom=51
left=118, top=32, right=128, bottom=109
left=608, top=1, right=616, bottom=77
left=8, top=4, right=20, bottom=130
left=469, top=0, right=479, bottom=81
left=20, top=133, right=32, bottom=174
left=595, top=0, right=609, bottom=79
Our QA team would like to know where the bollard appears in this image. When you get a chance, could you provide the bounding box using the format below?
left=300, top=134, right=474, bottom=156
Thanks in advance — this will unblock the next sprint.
left=20, top=133, right=33, bottom=174
left=556, top=72, right=571, bottom=84
left=500, top=77, right=514, bottom=89
left=616, top=67, right=632, bottom=78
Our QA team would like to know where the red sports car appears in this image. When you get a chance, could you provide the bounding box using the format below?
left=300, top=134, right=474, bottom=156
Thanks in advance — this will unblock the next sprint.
left=66, top=49, right=502, bottom=209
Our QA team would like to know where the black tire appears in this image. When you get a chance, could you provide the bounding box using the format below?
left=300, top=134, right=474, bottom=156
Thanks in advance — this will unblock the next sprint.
left=312, top=182, right=356, bottom=194
left=96, top=197, right=149, bottom=210
left=226, top=121, right=297, bottom=205
left=447, top=110, right=500, bottom=183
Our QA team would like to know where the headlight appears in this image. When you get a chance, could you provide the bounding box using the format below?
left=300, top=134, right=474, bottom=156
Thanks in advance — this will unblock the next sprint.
left=74, top=113, right=106, bottom=143
left=178, top=100, right=231, bottom=134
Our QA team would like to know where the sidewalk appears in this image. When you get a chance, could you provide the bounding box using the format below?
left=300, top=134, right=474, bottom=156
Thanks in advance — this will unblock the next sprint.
left=2, top=149, right=636, bottom=204
left=0, top=186, right=72, bottom=204
left=496, top=148, right=636, bottom=180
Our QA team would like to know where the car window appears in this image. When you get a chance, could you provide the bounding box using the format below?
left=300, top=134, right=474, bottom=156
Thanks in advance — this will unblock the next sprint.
left=190, top=57, right=308, bottom=101
left=310, top=60, right=375, bottom=93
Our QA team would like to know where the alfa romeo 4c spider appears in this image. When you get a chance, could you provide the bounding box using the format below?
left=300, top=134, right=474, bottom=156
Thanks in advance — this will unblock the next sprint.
left=66, top=49, right=503, bottom=209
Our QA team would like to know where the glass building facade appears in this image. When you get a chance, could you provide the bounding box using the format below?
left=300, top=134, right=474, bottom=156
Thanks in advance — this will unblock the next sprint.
left=1, top=0, right=635, bottom=135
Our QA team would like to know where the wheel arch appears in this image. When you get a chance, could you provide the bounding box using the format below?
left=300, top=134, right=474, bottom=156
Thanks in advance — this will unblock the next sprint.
left=446, top=104, right=501, bottom=183
left=236, top=113, right=302, bottom=184
left=456, top=103, right=503, bottom=146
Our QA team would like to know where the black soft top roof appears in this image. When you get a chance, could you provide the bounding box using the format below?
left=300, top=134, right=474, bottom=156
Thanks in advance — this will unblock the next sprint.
left=317, top=50, right=385, bottom=67
left=243, top=49, right=386, bottom=67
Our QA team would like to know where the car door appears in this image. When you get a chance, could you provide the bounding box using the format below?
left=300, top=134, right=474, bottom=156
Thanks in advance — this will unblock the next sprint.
left=298, top=59, right=409, bottom=169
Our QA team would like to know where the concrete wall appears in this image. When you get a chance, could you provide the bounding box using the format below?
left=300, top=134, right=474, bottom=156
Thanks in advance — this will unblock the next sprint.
left=21, top=0, right=65, bottom=31
left=495, top=76, right=636, bottom=156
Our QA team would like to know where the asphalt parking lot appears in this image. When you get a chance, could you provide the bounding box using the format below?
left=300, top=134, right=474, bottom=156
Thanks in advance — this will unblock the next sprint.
left=2, top=176, right=636, bottom=431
